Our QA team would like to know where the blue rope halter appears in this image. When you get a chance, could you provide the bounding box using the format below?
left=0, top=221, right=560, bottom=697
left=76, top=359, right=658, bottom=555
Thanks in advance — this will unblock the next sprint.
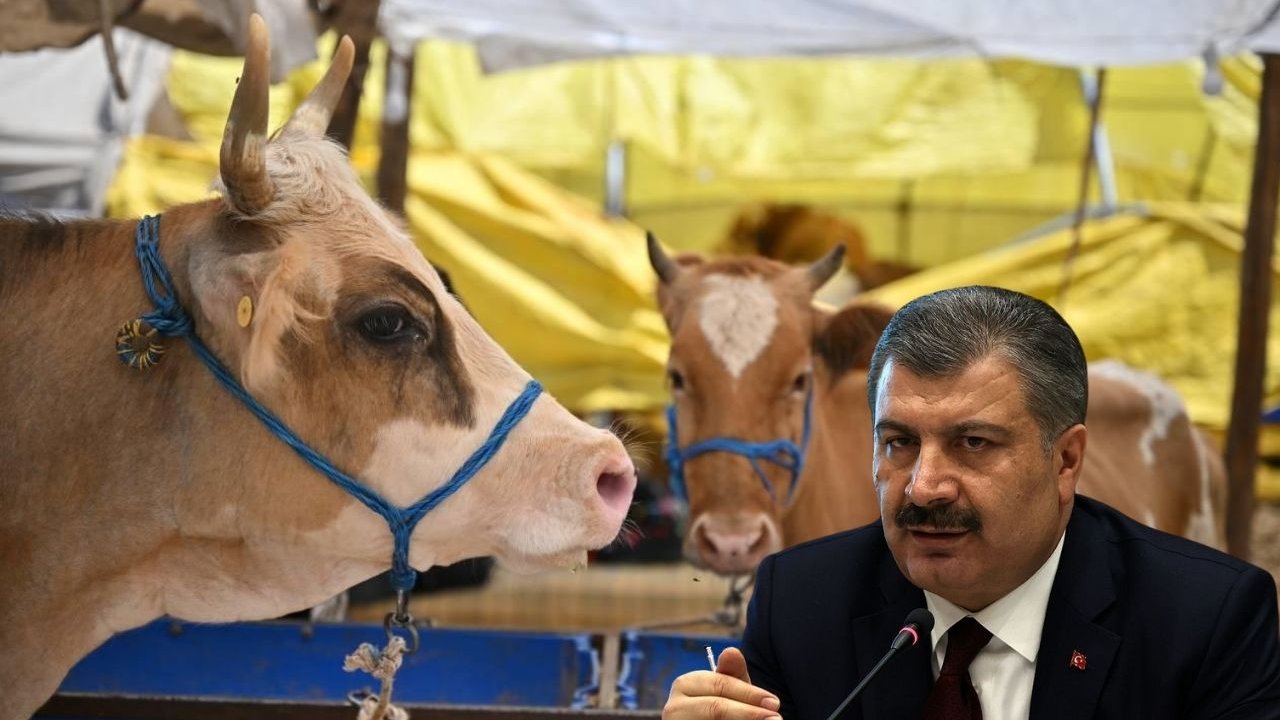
left=663, top=386, right=815, bottom=509
left=127, top=215, right=541, bottom=592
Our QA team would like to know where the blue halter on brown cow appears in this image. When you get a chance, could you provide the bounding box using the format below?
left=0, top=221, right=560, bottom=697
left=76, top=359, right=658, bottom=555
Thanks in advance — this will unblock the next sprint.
left=0, top=16, right=638, bottom=718
left=647, top=234, right=1225, bottom=577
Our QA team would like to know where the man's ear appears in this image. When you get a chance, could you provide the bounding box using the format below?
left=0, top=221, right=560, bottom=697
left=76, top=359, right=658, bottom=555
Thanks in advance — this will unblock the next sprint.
left=814, top=301, right=895, bottom=377
left=1055, top=423, right=1087, bottom=504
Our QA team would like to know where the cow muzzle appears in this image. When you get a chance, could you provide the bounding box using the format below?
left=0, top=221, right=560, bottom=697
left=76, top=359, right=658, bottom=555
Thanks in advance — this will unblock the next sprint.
left=686, top=511, right=782, bottom=575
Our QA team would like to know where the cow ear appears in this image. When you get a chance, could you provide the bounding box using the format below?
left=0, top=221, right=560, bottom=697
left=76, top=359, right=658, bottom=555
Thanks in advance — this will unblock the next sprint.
left=814, top=301, right=895, bottom=376
left=188, top=241, right=304, bottom=392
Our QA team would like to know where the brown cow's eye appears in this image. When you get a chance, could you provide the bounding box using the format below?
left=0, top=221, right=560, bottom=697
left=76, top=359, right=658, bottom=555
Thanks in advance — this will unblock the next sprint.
left=668, top=369, right=686, bottom=392
left=358, top=306, right=415, bottom=343
left=792, top=372, right=810, bottom=394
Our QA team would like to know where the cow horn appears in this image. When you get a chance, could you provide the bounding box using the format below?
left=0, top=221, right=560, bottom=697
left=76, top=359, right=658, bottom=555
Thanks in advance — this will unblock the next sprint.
left=647, top=231, right=681, bottom=284
left=806, top=244, right=846, bottom=291
left=281, top=35, right=355, bottom=139
left=220, top=13, right=274, bottom=215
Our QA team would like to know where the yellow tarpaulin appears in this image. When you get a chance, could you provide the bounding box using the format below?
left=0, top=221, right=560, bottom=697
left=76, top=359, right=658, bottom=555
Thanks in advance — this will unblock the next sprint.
left=107, top=41, right=1279, bottom=498
left=401, top=153, right=667, bottom=412
left=863, top=203, right=1280, bottom=498
left=141, top=38, right=1264, bottom=258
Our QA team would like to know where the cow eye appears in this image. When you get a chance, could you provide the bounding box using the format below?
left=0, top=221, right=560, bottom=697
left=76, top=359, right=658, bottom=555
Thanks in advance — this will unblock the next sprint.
left=792, top=371, right=810, bottom=394
left=668, top=369, right=686, bottom=392
left=358, top=305, right=415, bottom=343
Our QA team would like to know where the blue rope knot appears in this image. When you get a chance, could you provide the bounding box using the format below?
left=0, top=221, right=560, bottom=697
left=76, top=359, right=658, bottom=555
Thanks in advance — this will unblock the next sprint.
left=665, top=386, right=814, bottom=508
left=141, top=305, right=195, bottom=338
left=128, top=215, right=543, bottom=593
left=135, top=213, right=195, bottom=338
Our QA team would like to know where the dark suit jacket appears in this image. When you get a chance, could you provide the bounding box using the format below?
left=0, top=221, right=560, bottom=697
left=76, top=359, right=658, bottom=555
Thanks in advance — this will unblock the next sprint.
left=743, top=495, right=1280, bottom=719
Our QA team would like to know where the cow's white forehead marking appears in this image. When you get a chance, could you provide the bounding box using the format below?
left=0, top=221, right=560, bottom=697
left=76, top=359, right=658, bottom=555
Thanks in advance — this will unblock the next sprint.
left=697, top=274, right=779, bottom=379
left=1090, top=360, right=1183, bottom=465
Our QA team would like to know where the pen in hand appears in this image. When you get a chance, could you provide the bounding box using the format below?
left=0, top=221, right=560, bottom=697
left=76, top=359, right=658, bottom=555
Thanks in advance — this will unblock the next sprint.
left=706, top=645, right=717, bottom=671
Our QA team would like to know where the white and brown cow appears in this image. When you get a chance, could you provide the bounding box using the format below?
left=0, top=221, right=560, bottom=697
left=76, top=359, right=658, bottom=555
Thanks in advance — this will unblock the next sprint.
left=649, top=237, right=1225, bottom=576
left=0, top=18, right=635, bottom=718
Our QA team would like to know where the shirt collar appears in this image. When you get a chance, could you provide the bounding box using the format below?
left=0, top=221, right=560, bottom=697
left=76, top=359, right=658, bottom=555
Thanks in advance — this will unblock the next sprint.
left=924, top=529, right=1066, bottom=663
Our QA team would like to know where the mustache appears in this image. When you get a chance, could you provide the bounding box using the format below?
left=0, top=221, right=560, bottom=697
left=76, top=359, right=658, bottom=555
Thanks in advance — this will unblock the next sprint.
left=895, top=503, right=982, bottom=533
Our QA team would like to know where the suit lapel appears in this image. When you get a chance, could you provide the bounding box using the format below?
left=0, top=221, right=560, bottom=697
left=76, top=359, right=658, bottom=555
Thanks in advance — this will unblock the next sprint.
left=850, top=551, right=932, bottom=720
left=1030, top=501, right=1121, bottom=720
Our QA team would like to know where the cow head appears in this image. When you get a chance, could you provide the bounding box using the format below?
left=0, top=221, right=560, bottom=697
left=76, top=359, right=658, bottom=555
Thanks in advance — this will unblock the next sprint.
left=183, top=16, right=636, bottom=591
left=648, top=232, right=844, bottom=575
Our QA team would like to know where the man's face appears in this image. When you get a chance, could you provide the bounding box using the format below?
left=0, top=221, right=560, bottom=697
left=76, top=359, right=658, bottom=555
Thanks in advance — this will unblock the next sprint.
left=872, top=355, right=1084, bottom=611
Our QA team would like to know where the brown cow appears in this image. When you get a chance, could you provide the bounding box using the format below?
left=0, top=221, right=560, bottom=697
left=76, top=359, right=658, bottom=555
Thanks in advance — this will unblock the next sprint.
left=649, top=236, right=1225, bottom=576
left=719, top=203, right=918, bottom=296
left=0, top=18, right=635, bottom=718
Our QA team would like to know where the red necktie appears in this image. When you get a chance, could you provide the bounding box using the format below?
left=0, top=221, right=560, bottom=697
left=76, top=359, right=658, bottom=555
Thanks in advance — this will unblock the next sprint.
left=922, top=617, right=993, bottom=720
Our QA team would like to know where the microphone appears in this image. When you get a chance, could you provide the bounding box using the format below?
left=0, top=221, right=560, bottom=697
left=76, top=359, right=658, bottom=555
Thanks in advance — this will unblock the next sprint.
left=824, top=608, right=934, bottom=720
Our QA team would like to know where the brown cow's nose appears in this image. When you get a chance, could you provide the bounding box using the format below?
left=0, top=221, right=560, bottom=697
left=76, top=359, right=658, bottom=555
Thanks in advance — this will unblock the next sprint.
left=596, top=453, right=637, bottom=518
left=702, top=523, right=763, bottom=557
left=692, top=514, right=776, bottom=575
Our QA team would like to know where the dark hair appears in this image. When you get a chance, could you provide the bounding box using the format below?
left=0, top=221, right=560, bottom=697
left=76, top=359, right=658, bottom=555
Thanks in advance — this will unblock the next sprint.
left=866, top=286, right=1087, bottom=449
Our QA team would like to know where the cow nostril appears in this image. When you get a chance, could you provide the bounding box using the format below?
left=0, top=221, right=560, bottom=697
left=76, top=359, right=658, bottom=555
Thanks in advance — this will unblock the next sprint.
left=702, top=526, right=764, bottom=558
left=597, top=469, right=636, bottom=515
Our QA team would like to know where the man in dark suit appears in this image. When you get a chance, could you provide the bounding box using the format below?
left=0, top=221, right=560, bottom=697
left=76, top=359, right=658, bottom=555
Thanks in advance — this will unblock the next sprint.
left=663, top=286, right=1280, bottom=720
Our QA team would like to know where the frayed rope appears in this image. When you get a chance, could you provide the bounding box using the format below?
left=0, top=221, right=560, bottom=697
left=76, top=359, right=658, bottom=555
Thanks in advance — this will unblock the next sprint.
left=344, top=635, right=410, bottom=720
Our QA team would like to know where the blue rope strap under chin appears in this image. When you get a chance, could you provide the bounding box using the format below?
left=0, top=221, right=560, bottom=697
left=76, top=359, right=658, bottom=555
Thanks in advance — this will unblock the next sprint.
left=126, top=215, right=542, bottom=592
left=664, top=385, right=814, bottom=508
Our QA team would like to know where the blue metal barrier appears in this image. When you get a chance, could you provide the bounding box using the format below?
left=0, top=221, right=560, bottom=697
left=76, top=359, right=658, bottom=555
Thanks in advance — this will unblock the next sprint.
left=616, top=630, right=739, bottom=710
left=55, top=619, right=598, bottom=708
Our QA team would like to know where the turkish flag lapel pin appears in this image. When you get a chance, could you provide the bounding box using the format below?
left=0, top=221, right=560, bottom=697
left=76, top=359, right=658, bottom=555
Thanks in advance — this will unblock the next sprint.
left=1069, top=649, right=1088, bottom=671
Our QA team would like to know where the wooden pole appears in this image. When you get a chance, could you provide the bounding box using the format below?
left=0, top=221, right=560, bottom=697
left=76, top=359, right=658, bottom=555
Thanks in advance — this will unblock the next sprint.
left=377, top=43, right=415, bottom=214
left=1058, top=68, right=1107, bottom=307
left=324, top=0, right=381, bottom=150
left=1224, top=53, right=1280, bottom=559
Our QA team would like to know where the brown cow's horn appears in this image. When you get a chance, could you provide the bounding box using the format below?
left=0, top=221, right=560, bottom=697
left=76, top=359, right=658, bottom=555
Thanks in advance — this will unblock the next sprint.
left=281, top=35, right=356, bottom=139
left=806, top=244, right=846, bottom=291
left=647, top=231, right=681, bottom=284
left=220, top=13, right=274, bottom=215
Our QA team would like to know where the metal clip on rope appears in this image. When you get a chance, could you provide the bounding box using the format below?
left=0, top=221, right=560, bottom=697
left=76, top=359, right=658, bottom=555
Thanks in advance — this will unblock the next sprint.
left=383, top=589, right=420, bottom=654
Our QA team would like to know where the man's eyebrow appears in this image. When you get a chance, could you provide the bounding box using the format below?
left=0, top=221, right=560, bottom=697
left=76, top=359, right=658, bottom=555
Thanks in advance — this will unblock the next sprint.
left=947, top=421, right=1013, bottom=439
left=873, top=419, right=1014, bottom=439
left=874, top=419, right=915, bottom=436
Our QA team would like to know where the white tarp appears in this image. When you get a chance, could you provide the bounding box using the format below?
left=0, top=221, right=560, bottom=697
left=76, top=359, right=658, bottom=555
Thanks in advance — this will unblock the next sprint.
left=0, top=30, right=171, bottom=216
left=381, top=0, right=1280, bottom=71
left=0, top=0, right=318, bottom=216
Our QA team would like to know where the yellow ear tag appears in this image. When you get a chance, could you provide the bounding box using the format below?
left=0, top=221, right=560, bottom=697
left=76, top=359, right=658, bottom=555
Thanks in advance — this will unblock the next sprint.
left=237, top=295, right=254, bottom=328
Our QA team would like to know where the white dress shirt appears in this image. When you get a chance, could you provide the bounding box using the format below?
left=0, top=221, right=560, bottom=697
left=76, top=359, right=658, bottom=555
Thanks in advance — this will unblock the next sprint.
left=923, top=531, right=1066, bottom=720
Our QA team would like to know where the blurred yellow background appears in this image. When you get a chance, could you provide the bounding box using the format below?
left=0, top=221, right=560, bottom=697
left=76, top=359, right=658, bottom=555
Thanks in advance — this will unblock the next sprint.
left=107, top=39, right=1280, bottom=496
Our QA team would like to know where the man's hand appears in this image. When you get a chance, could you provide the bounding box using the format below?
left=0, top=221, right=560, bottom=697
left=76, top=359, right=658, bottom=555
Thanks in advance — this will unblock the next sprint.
left=662, top=647, right=782, bottom=719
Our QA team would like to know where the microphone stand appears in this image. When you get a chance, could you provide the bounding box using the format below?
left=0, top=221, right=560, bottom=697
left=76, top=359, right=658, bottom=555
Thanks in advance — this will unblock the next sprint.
left=824, top=609, right=933, bottom=720
left=823, top=643, right=906, bottom=720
